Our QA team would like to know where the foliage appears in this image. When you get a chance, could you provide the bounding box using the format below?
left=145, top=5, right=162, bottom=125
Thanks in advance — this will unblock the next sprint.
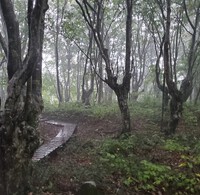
left=100, top=136, right=138, bottom=171
left=44, top=97, right=163, bottom=120
left=88, top=104, right=119, bottom=119
left=129, top=96, right=162, bottom=121
left=183, top=103, right=199, bottom=127
left=193, top=141, right=200, bottom=154
left=44, top=102, right=120, bottom=119
left=30, top=137, right=106, bottom=194
left=98, top=133, right=200, bottom=194
left=163, top=139, right=190, bottom=152
left=30, top=162, right=56, bottom=193
left=37, top=101, right=200, bottom=194
left=137, top=160, right=171, bottom=191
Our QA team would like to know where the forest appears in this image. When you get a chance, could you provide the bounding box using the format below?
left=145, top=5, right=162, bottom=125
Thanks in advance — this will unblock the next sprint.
left=0, top=0, right=200, bottom=194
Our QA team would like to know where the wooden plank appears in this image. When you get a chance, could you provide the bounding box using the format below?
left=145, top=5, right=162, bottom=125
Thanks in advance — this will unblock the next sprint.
left=32, top=121, right=76, bottom=162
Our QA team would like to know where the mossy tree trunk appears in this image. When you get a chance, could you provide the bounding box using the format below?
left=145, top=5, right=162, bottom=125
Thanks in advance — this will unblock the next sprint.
left=0, top=1, right=48, bottom=194
left=115, top=86, right=131, bottom=133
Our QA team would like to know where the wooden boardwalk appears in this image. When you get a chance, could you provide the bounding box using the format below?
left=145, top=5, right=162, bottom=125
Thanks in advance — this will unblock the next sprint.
left=32, top=120, right=77, bottom=161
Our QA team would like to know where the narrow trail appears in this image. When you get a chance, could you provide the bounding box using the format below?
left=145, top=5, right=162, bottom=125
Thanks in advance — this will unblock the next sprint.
left=32, top=120, right=77, bottom=161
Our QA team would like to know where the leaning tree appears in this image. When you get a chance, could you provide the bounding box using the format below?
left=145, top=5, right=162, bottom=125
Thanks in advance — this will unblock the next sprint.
left=0, top=0, right=48, bottom=194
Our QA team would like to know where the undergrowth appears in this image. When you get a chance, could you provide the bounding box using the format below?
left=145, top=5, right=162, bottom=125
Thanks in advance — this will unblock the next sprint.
left=99, top=134, right=200, bottom=194
left=32, top=99, right=200, bottom=194
left=31, top=133, right=200, bottom=194
left=43, top=97, right=162, bottom=120
left=44, top=102, right=120, bottom=119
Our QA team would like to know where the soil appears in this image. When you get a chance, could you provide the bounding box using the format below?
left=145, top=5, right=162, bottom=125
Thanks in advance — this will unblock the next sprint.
left=39, top=113, right=122, bottom=143
left=35, top=112, right=200, bottom=195
left=35, top=112, right=124, bottom=194
left=39, top=122, right=62, bottom=144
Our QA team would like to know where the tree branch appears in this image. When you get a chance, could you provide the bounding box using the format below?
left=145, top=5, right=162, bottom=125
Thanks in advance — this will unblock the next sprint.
left=183, top=0, right=195, bottom=30
left=0, top=0, right=22, bottom=80
left=0, top=32, right=7, bottom=56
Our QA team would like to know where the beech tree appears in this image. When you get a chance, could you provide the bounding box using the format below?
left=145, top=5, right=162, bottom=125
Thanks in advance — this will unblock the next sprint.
left=76, top=0, right=133, bottom=133
left=150, top=0, right=200, bottom=134
left=81, top=12, right=96, bottom=106
left=55, top=0, right=63, bottom=104
left=0, top=0, right=48, bottom=194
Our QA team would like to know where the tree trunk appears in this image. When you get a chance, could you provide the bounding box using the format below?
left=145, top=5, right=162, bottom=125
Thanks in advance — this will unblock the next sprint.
left=66, top=53, right=71, bottom=102
left=194, top=87, right=200, bottom=104
left=82, top=89, right=93, bottom=106
left=0, top=1, right=48, bottom=194
left=97, top=54, right=103, bottom=104
left=81, top=27, right=95, bottom=106
left=76, top=53, right=82, bottom=102
left=130, top=85, right=140, bottom=101
left=55, top=0, right=63, bottom=104
left=162, top=0, right=180, bottom=135
left=82, top=72, right=95, bottom=106
left=115, top=87, right=130, bottom=133
left=104, top=84, right=113, bottom=103
left=167, top=95, right=182, bottom=135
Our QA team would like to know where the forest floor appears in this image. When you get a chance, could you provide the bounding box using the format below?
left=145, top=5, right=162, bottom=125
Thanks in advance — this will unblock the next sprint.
left=31, top=105, right=200, bottom=195
left=34, top=111, right=122, bottom=194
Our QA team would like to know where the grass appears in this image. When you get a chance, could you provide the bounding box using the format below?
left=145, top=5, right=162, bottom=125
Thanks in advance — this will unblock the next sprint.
left=31, top=99, right=200, bottom=194
left=31, top=131, right=200, bottom=194
left=44, top=101, right=120, bottom=120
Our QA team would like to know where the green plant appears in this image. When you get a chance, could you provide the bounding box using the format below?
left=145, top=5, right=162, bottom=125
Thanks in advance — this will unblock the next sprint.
left=101, top=136, right=138, bottom=155
left=183, top=104, right=198, bottom=127
left=30, top=162, right=57, bottom=193
left=129, top=96, right=162, bottom=121
left=135, top=160, right=200, bottom=193
left=99, top=136, right=140, bottom=190
left=169, top=172, right=199, bottom=194
left=192, top=141, right=200, bottom=154
left=136, top=160, right=171, bottom=191
left=179, top=155, right=200, bottom=169
left=89, top=104, right=119, bottom=119
left=163, top=139, right=190, bottom=152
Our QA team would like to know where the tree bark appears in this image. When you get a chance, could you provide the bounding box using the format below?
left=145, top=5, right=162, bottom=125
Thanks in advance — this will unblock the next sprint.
left=0, top=1, right=48, bottom=194
left=163, top=0, right=180, bottom=135
left=55, top=0, right=63, bottom=104
left=76, top=52, right=82, bottom=102
left=97, top=53, right=103, bottom=104
left=81, top=27, right=95, bottom=106
left=115, top=86, right=131, bottom=133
